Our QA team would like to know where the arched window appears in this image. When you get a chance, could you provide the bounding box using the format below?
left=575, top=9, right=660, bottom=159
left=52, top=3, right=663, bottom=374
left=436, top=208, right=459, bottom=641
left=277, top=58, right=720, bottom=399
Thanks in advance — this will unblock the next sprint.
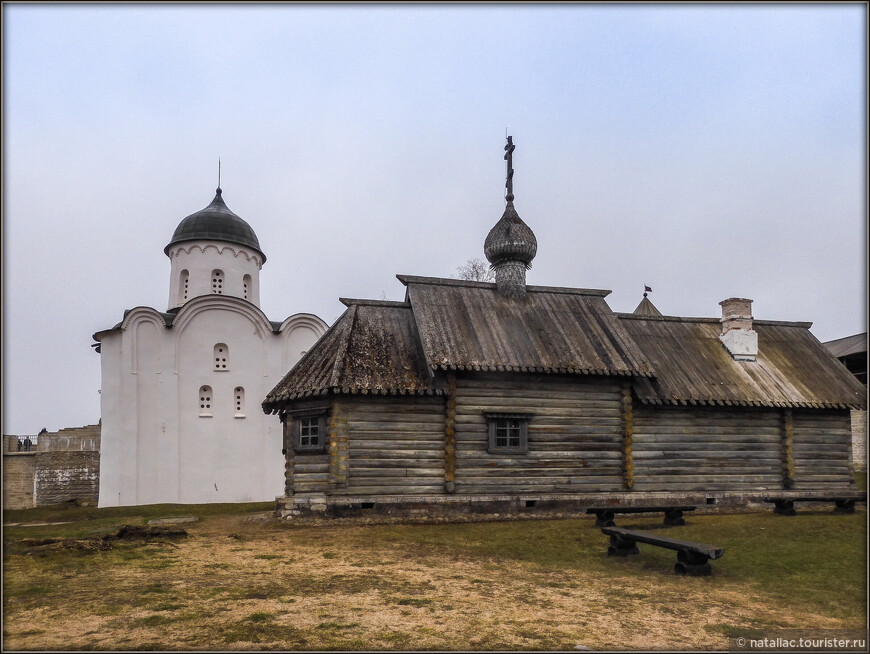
left=243, top=274, right=252, bottom=300
left=199, top=385, right=213, bottom=417
left=234, top=387, right=245, bottom=417
left=214, top=343, right=229, bottom=371
left=179, top=270, right=189, bottom=302
left=211, top=269, right=224, bottom=294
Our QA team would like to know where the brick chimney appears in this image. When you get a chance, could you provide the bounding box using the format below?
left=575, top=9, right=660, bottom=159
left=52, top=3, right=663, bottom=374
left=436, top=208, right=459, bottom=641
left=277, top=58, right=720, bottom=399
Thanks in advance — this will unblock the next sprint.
left=719, top=297, right=758, bottom=361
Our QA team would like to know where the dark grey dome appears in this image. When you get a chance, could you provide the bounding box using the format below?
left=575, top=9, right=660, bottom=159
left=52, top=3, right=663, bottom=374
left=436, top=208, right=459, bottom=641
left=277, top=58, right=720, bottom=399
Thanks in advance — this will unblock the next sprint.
left=164, top=188, right=266, bottom=262
left=484, top=202, right=537, bottom=268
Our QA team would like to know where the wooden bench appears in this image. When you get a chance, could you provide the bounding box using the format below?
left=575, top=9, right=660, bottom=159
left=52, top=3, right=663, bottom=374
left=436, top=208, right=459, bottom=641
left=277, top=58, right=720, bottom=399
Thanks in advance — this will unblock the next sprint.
left=762, top=494, right=867, bottom=516
left=601, top=526, right=724, bottom=576
left=586, top=506, right=696, bottom=527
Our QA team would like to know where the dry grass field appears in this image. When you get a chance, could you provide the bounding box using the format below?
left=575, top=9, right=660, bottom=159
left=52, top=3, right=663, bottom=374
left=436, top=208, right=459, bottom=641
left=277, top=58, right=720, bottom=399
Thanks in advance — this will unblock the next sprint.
left=3, top=504, right=866, bottom=650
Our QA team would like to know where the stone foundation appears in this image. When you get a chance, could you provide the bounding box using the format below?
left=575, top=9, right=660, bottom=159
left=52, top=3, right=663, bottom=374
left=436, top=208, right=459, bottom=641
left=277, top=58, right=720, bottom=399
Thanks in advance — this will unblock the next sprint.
left=274, top=489, right=862, bottom=525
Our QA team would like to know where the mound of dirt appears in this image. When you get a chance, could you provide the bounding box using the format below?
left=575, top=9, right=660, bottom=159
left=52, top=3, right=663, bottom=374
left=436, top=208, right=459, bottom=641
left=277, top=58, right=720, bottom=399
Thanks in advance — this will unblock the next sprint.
left=105, top=525, right=189, bottom=541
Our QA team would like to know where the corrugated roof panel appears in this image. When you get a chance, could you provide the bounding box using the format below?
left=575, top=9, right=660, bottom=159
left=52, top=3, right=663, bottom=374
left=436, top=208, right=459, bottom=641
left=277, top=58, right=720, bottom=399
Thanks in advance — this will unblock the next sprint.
left=620, top=315, right=866, bottom=409
left=404, top=278, right=654, bottom=377
left=823, top=332, right=867, bottom=359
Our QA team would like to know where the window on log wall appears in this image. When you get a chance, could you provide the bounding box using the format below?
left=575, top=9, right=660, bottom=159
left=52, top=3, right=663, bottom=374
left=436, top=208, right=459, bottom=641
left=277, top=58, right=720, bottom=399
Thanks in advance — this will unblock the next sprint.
left=485, top=413, right=533, bottom=454
left=294, top=413, right=327, bottom=453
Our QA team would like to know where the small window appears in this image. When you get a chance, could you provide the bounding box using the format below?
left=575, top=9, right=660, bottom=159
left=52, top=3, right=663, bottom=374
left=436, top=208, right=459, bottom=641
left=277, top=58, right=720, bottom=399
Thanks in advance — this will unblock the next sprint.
left=243, top=274, right=252, bottom=300
left=234, top=386, right=245, bottom=417
left=214, top=343, right=229, bottom=371
left=179, top=269, right=189, bottom=302
left=485, top=413, right=532, bottom=453
left=199, top=385, right=213, bottom=417
left=295, top=414, right=327, bottom=453
left=211, top=269, right=224, bottom=294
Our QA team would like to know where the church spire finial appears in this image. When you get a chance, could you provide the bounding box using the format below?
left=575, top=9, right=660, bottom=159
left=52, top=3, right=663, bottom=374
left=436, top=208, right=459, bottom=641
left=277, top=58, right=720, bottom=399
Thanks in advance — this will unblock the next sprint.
left=486, top=136, right=537, bottom=299
left=217, top=158, right=221, bottom=195
left=504, top=135, right=515, bottom=203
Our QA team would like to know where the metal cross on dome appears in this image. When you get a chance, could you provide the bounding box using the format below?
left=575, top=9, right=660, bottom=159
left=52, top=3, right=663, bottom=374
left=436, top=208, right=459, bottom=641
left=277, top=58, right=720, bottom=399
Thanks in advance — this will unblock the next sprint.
left=504, top=135, right=515, bottom=202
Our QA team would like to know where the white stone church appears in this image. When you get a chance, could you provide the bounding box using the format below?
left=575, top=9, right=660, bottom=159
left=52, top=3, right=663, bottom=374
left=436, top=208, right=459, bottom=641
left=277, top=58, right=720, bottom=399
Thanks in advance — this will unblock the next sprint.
left=93, top=187, right=328, bottom=506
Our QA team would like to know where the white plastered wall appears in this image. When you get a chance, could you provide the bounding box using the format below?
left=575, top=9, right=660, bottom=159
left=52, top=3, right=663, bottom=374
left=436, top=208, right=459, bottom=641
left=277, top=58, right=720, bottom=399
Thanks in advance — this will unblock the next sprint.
left=167, top=241, right=262, bottom=309
left=97, top=298, right=326, bottom=506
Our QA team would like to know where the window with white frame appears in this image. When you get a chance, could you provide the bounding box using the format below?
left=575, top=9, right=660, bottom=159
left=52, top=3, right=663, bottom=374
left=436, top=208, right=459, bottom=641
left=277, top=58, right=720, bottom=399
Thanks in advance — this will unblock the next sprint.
left=211, top=269, right=224, bottom=294
left=179, top=269, right=189, bottom=302
left=234, top=386, right=245, bottom=417
left=243, top=274, right=252, bottom=300
left=214, top=343, right=229, bottom=371
left=485, top=413, right=532, bottom=453
left=199, top=385, right=213, bottom=417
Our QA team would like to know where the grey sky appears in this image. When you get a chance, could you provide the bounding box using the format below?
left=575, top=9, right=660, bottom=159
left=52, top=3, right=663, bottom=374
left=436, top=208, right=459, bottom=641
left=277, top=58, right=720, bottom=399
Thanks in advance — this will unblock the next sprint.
left=3, top=3, right=867, bottom=435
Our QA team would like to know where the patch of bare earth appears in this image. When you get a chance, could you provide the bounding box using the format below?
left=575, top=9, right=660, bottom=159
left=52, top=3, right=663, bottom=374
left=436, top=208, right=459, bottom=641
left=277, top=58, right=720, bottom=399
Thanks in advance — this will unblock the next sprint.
left=3, top=514, right=863, bottom=650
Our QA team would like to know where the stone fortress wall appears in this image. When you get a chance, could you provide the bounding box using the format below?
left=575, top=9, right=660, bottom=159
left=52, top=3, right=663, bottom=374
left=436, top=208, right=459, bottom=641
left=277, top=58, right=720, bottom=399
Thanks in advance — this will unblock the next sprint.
left=3, top=424, right=101, bottom=510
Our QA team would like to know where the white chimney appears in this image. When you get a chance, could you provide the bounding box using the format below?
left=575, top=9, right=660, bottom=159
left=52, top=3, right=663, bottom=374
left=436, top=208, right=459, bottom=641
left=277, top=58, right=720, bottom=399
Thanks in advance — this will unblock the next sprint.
left=719, top=297, right=758, bottom=361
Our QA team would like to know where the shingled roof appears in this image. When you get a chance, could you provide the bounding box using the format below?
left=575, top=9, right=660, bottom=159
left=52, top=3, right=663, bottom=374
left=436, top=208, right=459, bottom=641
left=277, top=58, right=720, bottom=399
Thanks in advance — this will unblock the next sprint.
left=263, top=300, right=440, bottom=411
left=400, top=276, right=654, bottom=377
left=619, top=314, right=867, bottom=410
left=264, top=277, right=866, bottom=413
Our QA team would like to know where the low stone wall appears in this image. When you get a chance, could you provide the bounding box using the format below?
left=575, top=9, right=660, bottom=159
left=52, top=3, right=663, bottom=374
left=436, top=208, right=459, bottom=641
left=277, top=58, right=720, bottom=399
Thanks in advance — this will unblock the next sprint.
left=39, top=425, right=101, bottom=452
left=3, top=453, right=36, bottom=510
left=1, top=424, right=101, bottom=510
left=852, top=410, right=867, bottom=471
left=3, top=435, right=38, bottom=452
left=33, top=451, right=100, bottom=507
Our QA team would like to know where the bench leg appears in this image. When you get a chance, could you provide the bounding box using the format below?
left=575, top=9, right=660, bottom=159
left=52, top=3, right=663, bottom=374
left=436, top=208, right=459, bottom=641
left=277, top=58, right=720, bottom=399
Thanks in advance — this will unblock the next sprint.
left=595, top=510, right=615, bottom=527
left=835, top=500, right=856, bottom=513
left=773, top=500, right=796, bottom=516
left=674, top=550, right=712, bottom=576
left=607, top=533, right=638, bottom=557
left=663, top=509, right=685, bottom=526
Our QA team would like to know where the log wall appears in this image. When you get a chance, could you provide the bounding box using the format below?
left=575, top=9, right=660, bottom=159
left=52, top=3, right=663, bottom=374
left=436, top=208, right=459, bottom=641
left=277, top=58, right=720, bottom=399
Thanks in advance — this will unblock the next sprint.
left=281, top=387, right=855, bottom=500
left=282, top=401, right=331, bottom=495
left=632, top=406, right=783, bottom=491
left=453, top=374, right=624, bottom=494
left=791, top=409, right=853, bottom=489
left=334, top=395, right=446, bottom=495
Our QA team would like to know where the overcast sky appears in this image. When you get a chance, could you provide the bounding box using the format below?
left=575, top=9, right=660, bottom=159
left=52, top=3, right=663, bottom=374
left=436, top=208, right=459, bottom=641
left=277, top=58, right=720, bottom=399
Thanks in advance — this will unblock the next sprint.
left=2, top=3, right=867, bottom=435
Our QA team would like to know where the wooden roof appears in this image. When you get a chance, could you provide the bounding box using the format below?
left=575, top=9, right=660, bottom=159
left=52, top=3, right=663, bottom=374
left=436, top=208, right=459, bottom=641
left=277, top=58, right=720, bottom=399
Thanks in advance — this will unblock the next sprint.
left=632, top=295, right=662, bottom=316
left=619, top=314, right=866, bottom=409
left=263, top=300, right=440, bottom=410
left=264, top=277, right=866, bottom=412
left=400, top=276, right=654, bottom=377
left=823, top=332, right=867, bottom=359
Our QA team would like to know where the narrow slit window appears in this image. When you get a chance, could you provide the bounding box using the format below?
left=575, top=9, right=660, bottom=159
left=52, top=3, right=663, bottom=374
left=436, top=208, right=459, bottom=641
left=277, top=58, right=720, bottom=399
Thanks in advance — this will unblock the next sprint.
left=214, top=343, right=229, bottom=371
left=234, top=387, right=245, bottom=417
left=211, top=269, right=224, bottom=294
left=199, top=385, right=213, bottom=417
left=243, top=274, right=252, bottom=300
left=179, top=270, right=189, bottom=302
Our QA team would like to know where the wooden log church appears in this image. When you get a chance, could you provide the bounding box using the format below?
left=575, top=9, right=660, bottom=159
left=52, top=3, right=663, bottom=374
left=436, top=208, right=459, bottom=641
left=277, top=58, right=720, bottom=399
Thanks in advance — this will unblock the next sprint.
left=263, top=139, right=866, bottom=520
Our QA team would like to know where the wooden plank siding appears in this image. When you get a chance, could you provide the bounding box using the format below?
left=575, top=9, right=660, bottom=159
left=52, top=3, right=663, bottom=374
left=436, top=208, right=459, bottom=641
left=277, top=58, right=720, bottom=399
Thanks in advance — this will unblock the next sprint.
left=283, top=387, right=854, bottom=499
left=632, top=406, right=783, bottom=491
left=333, top=396, right=446, bottom=496
left=791, top=409, right=853, bottom=490
left=452, top=374, right=624, bottom=494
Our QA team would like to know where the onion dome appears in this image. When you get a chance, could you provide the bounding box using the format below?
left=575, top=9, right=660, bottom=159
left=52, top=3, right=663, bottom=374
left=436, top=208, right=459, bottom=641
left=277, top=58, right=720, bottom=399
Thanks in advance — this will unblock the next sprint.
left=484, top=201, right=537, bottom=269
left=164, top=188, right=266, bottom=263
